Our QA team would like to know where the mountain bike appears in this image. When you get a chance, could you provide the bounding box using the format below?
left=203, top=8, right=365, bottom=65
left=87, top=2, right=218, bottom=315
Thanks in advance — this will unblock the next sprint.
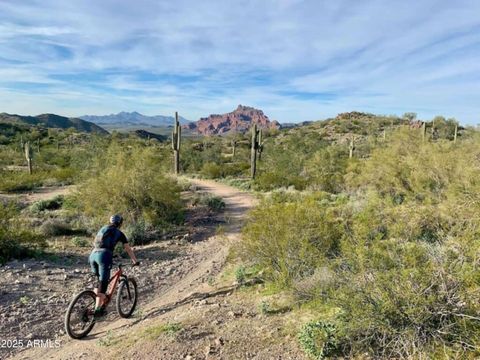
left=65, top=262, right=139, bottom=339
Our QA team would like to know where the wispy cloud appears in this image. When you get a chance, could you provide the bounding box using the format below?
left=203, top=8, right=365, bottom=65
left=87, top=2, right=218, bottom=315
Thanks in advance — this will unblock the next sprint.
left=0, top=0, right=479, bottom=123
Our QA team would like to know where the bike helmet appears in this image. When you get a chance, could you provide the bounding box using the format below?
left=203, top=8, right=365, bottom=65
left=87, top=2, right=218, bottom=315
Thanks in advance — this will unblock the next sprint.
left=109, top=214, right=123, bottom=227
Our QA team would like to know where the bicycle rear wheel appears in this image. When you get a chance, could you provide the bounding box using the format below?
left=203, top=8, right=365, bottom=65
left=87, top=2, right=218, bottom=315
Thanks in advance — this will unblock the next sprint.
left=116, top=277, right=138, bottom=318
left=65, top=290, right=97, bottom=339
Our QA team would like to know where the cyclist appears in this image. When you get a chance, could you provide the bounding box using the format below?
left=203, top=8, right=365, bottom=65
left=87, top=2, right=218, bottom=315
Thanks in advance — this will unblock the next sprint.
left=89, top=214, right=138, bottom=317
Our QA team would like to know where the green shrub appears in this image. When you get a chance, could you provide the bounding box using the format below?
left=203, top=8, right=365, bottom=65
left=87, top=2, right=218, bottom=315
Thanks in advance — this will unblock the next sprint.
left=200, top=162, right=223, bottom=179
left=241, top=196, right=343, bottom=287
left=254, top=171, right=307, bottom=191
left=192, top=194, right=226, bottom=212
left=124, top=221, right=150, bottom=246
left=29, top=195, right=64, bottom=213
left=39, top=219, right=74, bottom=236
left=71, top=236, right=89, bottom=247
left=77, top=143, right=184, bottom=227
left=298, top=321, right=339, bottom=359
left=0, top=171, right=44, bottom=192
left=234, top=265, right=246, bottom=284
left=0, top=202, right=46, bottom=263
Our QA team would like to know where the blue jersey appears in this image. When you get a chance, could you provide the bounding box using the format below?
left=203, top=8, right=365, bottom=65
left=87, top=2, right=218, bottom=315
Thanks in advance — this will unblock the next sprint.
left=93, top=225, right=128, bottom=252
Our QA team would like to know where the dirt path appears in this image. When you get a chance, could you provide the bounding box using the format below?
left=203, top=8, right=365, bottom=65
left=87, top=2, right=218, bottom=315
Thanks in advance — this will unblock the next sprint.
left=6, top=179, right=257, bottom=360
left=0, top=186, right=75, bottom=204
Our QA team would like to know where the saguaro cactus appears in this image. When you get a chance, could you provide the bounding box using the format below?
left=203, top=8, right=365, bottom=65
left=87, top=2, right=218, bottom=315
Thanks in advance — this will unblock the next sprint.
left=231, top=139, right=237, bottom=158
left=172, top=112, right=181, bottom=174
left=454, top=124, right=458, bottom=143
left=257, top=129, right=264, bottom=160
left=251, top=124, right=262, bottom=179
left=349, top=136, right=355, bottom=159
left=422, top=122, right=426, bottom=142
left=24, top=141, right=32, bottom=174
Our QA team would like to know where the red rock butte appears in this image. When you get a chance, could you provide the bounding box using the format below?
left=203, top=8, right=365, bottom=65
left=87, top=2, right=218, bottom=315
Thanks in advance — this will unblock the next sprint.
left=184, top=105, right=280, bottom=135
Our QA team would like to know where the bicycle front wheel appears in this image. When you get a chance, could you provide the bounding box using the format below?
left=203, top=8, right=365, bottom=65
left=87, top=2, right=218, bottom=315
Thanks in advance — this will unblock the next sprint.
left=65, top=290, right=96, bottom=339
left=116, top=278, right=138, bottom=318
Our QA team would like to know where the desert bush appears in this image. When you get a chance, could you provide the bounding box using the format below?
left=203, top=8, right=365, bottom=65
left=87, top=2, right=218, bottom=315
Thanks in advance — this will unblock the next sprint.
left=0, top=202, right=46, bottom=263
left=298, top=321, right=339, bottom=359
left=254, top=170, right=308, bottom=191
left=0, top=170, right=44, bottom=192
left=200, top=162, right=223, bottom=179
left=39, top=219, right=74, bottom=236
left=241, top=196, right=343, bottom=287
left=71, top=236, right=89, bottom=247
left=304, top=146, right=348, bottom=193
left=76, top=143, right=183, bottom=228
left=0, top=168, right=76, bottom=192
left=124, top=221, right=150, bottom=246
left=242, top=131, right=480, bottom=358
left=192, top=194, right=226, bottom=212
left=29, top=195, right=64, bottom=213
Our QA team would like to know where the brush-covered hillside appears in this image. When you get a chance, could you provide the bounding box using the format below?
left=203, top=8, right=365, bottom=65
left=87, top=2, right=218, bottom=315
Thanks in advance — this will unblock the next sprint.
left=0, top=113, right=108, bottom=136
left=180, top=110, right=479, bottom=358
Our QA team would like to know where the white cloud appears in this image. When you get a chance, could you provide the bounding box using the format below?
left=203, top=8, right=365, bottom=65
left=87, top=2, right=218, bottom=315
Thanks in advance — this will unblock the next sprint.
left=0, top=0, right=479, bottom=123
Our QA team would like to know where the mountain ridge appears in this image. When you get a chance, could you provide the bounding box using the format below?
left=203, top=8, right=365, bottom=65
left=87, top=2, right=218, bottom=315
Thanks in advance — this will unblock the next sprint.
left=80, top=111, right=190, bottom=127
left=0, top=112, right=108, bottom=134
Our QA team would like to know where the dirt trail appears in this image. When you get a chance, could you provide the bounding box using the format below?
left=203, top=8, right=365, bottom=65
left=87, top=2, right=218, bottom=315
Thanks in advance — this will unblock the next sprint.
left=0, top=186, right=75, bottom=204
left=7, top=179, right=257, bottom=360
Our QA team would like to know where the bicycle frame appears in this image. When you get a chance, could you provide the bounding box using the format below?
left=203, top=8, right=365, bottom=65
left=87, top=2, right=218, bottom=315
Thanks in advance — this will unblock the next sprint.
left=104, top=265, right=127, bottom=305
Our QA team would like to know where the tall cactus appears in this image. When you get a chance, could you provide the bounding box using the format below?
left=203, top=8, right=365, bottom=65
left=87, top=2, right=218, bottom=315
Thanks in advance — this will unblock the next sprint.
left=231, top=139, right=237, bottom=158
left=24, top=141, right=32, bottom=175
left=250, top=124, right=262, bottom=179
left=349, top=136, right=355, bottom=159
left=454, top=124, right=458, bottom=143
left=172, top=111, right=181, bottom=174
left=257, top=129, right=264, bottom=160
left=422, top=122, right=426, bottom=142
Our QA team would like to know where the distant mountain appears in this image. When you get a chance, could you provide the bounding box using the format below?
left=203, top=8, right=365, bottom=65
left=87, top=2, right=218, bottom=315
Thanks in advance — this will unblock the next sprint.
left=280, top=121, right=314, bottom=129
left=184, top=105, right=280, bottom=135
left=0, top=113, right=108, bottom=134
left=80, top=111, right=190, bottom=127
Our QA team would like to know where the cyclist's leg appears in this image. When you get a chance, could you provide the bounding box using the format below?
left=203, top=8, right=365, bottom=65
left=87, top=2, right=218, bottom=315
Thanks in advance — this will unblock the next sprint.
left=96, top=250, right=112, bottom=308
left=89, top=251, right=107, bottom=310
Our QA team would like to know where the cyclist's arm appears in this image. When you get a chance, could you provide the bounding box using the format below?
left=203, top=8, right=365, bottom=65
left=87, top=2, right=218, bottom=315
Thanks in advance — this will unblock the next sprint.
left=123, top=243, right=138, bottom=265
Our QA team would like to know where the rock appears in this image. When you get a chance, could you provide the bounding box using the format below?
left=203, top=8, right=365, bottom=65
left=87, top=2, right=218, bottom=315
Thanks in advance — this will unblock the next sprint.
left=204, top=344, right=215, bottom=356
left=228, top=310, right=242, bottom=318
left=73, top=269, right=81, bottom=274
left=214, top=337, right=224, bottom=347
left=63, top=274, right=68, bottom=280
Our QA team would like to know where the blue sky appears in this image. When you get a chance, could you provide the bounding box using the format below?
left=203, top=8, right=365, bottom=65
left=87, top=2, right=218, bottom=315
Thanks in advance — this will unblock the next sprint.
left=0, top=0, right=479, bottom=123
